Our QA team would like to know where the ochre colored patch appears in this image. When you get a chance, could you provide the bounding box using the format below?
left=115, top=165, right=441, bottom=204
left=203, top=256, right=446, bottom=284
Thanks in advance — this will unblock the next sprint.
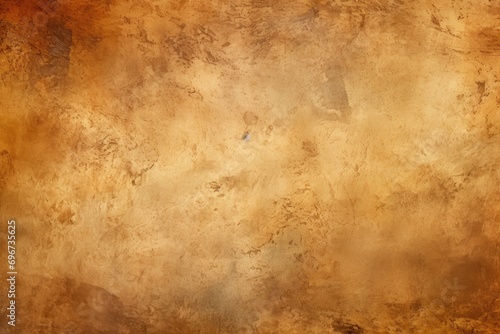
left=1, top=0, right=499, bottom=333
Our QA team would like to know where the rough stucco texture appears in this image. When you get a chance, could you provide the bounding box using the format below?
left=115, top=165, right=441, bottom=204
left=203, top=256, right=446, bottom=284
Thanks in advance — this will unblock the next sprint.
left=1, top=0, right=500, bottom=333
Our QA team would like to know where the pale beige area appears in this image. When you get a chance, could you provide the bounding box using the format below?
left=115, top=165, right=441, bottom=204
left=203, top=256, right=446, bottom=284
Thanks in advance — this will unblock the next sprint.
left=0, top=0, right=499, bottom=333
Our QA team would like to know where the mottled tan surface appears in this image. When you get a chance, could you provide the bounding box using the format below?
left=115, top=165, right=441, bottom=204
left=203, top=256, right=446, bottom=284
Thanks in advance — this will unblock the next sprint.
left=1, top=0, right=500, bottom=333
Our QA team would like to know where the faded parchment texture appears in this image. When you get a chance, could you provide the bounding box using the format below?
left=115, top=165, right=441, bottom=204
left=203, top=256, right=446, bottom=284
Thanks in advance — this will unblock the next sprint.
left=0, top=0, right=499, bottom=333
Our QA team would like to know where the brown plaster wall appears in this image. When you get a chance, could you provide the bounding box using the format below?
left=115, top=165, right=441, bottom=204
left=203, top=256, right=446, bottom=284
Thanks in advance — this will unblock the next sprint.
left=0, top=0, right=499, bottom=333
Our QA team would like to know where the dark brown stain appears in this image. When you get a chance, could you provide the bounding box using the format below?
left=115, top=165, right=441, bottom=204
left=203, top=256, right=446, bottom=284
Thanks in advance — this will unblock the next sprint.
left=302, top=140, right=319, bottom=157
left=431, top=15, right=441, bottom=27
left=476, top=80, right=486, bottom=95
left=1, top=0, right=118, bottom=88
left=20, top=277, right=147, bottom=333
left=34, top=19, right=72, bottom=81
left=243, top=111, right=259, bottom=126
left=331, top=318, right=364, bottom=334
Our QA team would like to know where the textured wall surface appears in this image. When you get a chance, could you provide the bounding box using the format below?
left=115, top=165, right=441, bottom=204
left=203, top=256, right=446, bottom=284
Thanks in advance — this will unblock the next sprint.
left=1, top=0, right=499, bottom=333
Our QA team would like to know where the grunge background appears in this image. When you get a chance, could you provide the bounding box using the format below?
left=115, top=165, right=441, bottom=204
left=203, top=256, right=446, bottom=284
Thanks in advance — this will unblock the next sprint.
left=0, top=0, right=499, bottom=333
